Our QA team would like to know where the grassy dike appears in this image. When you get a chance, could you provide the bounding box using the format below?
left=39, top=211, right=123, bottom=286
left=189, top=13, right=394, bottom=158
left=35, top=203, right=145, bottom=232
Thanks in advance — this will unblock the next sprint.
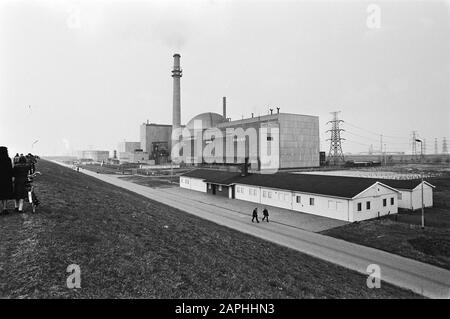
left=0, top=160, right=419, bottom=298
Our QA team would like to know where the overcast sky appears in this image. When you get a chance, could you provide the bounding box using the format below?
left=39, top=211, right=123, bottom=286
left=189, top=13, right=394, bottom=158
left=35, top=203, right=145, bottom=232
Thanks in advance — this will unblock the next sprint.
left=1, top=0, right=449, bottom=156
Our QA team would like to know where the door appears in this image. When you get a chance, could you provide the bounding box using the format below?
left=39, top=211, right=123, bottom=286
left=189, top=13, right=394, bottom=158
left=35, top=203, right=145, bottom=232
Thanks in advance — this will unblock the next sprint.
left=212, top=184, right=216, bottom=195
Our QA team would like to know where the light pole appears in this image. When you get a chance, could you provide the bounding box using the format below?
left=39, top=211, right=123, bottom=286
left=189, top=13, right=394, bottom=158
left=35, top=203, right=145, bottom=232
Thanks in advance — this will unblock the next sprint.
left=415, top=139, right=425, bottom=229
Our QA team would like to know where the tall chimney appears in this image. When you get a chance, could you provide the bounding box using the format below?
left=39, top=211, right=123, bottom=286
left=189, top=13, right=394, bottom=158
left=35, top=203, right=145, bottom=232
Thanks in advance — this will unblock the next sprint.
left=172, top=53, right=182, bottom=129
left=222, top=96, right=227, bottom=120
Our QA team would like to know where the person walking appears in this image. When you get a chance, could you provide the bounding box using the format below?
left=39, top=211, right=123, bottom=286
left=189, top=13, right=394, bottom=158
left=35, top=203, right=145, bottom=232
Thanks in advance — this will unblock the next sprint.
left=13, top=156, right=30, bottom=213
left=262, top=208, right=269, bottom=222
left=252, top=207, right=259, bottom=223
left=0, top=147, right=13, bottom=214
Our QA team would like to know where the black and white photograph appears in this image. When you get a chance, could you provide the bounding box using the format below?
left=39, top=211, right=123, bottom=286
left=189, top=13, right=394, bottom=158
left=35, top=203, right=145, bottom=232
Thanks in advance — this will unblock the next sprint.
left=0, top=0, right=449, bottom=308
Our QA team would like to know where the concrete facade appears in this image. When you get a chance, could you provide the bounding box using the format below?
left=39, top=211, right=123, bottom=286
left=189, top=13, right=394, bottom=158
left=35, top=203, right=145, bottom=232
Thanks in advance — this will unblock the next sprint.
left=117, top=141, right=141, bottom=153
left=179, top=113, right=319, bottom=169
left=277, top=113, right=320, bottom=168
left=140, top=123, right=172, bottom=156
left=118, top=150, right=149, bottom=164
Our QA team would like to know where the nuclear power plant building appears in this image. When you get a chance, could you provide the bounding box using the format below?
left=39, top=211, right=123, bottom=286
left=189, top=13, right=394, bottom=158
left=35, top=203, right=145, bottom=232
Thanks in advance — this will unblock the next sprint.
left=136, top=53, right=320, bottom=169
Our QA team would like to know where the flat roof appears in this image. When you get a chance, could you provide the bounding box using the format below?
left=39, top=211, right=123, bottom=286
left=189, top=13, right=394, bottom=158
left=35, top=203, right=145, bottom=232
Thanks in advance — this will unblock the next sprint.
left=216, top=112, right=318, bottom=128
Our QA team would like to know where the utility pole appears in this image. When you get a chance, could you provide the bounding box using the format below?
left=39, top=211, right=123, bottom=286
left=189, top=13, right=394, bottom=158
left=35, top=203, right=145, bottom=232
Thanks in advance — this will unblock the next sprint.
left=434, top=138, right=438, bottom=154
left=411, top=131, right=417, bottom=159
left=326, top=111, right=345, bottom=165
left=415, top=139, right=425, bottom=229
left=380, top=134, right=383, bottom=154
left=380, top=134, right=383, bottom=166
left=421, top=170, right=425, bottom=229
left=443, top=137, right=448, bottom=154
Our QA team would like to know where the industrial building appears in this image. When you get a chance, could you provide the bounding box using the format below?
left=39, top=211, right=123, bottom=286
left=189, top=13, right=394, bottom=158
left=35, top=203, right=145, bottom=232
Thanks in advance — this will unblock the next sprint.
left=135, top=53, right=320, bottom=169
left=180, top=169, right=403, bottom=222
left=117, top=141, right=143, bottom=163
left=117, top=141, right=141, bottom=153
left=140, top=121, right=172, bottom=164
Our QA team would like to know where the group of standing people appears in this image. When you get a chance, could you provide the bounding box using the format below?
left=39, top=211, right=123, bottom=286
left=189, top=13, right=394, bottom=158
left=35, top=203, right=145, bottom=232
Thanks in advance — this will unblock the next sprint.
left=252, top=207, right=269, bottom=223
left=0, top=146, right=38, bottom=214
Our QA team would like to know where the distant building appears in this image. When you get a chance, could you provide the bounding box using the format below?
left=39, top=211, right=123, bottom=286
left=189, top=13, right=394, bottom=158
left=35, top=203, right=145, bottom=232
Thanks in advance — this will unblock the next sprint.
left=118, top=149, right=149, bottom=164
left=140, top=122, right=172, bottom=164
left=117, top=141, right=141, bottom=153
left=76, top=150, right=109, bottom=163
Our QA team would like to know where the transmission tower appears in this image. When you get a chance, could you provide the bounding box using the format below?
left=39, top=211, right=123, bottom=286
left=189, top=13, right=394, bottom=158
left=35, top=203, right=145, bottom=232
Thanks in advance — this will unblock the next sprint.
left=434, top=138, right=438, bottom=154
left=443, top=137, right=448, bottom=154
left=423, top=139, right=426, bottom=155
left=326, top=111, right=345, bottom=165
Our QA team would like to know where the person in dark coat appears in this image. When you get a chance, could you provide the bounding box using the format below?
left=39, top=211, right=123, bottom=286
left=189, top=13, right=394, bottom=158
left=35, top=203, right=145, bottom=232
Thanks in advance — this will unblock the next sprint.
left=252, top=207, right=259, bottom=223
left=13, top=153, right=20, bottom=164
left=13, top=156, right=30, bottom=212
left=0, top=146, right=13, bottom=214
left=262, top=208, right=269, bottom=222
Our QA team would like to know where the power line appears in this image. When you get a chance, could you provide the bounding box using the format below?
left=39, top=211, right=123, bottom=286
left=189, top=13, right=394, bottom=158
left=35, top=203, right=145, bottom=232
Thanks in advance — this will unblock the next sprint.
left=344, top=121, right=408, bottom=140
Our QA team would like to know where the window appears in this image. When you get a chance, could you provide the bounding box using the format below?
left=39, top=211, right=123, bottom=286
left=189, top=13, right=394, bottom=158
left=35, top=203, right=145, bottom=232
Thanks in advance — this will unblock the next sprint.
left=263, top=191, right=267, bottom=198
left=391, top=197, right=394, bottom=205
left=383, top=198, right=387, bottom=207
left=366, top=201, right=371, bottom=210
left=357, top=203, right=362, bottom=211
left=296, top=196, right=301, bottom=203
left=267, top=133, right=273, bottom=141
left=310, top=198, right=315, bottom=206
left=268, top=192, right=272, bottom=199
left=208, top=184, right=211, bottom=189
left=218, top=185, right=222, bottom=191
left=278, top=193, right=283, bottom=201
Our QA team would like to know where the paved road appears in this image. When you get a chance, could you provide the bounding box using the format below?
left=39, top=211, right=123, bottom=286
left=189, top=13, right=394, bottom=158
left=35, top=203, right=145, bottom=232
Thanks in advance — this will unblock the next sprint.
left=56, top=162, right=450, bottom=298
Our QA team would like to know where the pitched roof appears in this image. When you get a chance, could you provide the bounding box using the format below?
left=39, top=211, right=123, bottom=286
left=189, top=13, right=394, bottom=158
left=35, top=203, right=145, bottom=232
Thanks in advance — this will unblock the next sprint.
left=182, top=169, right=398, bottom=198
left=367, top=178, right=434, bottom=190
left=182, top=169, right=241, bottom=185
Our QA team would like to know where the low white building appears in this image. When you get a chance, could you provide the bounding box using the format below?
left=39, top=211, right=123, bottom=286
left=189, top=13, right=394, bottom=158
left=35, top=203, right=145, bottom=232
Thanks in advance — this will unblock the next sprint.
left=180, top=169, right=405, bottom=222
left=375, top=179, right=435, bottom=211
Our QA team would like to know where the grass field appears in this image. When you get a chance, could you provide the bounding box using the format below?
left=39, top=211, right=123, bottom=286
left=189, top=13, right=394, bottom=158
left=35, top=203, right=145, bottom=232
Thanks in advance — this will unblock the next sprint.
left=0, top=160, right=419, bottom=298
left=322, top=174, right=450, bottom=270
